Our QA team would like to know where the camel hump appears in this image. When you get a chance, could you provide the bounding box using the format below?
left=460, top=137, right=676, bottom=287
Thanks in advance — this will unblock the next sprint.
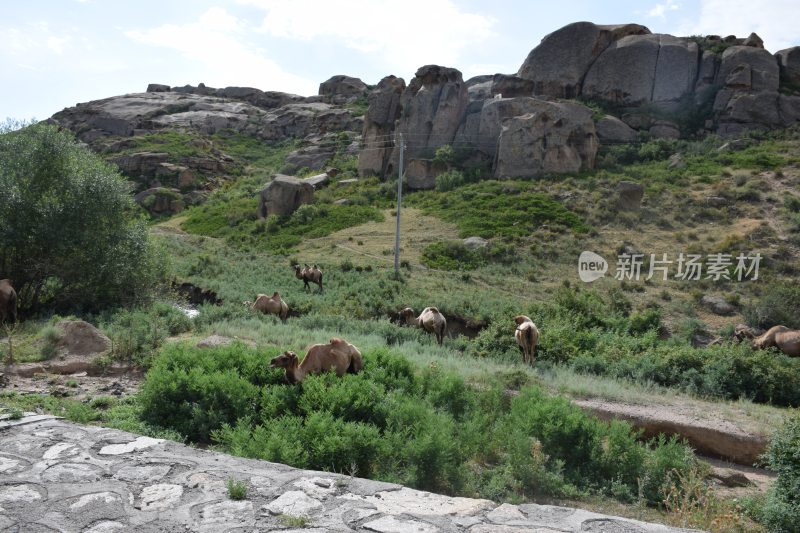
left=272, top=291, right=280, bottom=298
left=428, top=306, right=440, bottom=313
left=329, top=337, right=344, bottom=344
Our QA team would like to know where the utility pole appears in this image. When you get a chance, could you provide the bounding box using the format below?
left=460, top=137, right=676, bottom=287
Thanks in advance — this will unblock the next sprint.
left=393, top=134, right=405, bottom=275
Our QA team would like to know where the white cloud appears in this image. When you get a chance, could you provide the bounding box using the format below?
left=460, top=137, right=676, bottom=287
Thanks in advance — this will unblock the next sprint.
left=676, top=0, right=800, bottom=52
left=647, top=0, right=680, bottom=18
left=239, top=0, right=496, bottom=76
left=126, top=7, right=318, bottom=95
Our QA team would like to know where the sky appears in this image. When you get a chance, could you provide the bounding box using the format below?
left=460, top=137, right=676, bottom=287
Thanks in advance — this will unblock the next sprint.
left=3, top=0, right=800, bottom=122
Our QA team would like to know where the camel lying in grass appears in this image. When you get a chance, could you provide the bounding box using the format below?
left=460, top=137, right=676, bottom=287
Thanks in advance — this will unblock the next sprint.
left=400, top=307, right=447, bottom=345
left=269, top=338, right=362, bottom=384
left=514, top=315, right=540, bottom=366
left=294, top=264, right=323, bottom=291
left=249, top=292, right=289, bottom=321
left=752, top=325, right=800, bottom=357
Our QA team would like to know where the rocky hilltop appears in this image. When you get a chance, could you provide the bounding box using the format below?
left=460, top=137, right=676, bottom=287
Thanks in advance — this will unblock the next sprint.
left=49, top=20, right=800, bottom=204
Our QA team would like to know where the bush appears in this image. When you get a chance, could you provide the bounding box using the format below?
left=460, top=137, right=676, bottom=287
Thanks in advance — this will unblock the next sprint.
left=743, top=284, right=800, bottom=330
left=0, top=121, right=165, bottom=313
left=762, top=414, right=800, bottom=532
left=421, top=240, right=516, bottom=271
left=102, top=302, right=192, bottom=366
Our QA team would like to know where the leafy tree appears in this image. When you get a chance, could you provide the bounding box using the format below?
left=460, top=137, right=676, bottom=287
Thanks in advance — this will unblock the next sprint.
left=0, top=121, right=165, bottom=312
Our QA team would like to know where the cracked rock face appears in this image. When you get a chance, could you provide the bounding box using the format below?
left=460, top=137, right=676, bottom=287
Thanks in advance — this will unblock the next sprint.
left=0, top=409, right=697, bottom=531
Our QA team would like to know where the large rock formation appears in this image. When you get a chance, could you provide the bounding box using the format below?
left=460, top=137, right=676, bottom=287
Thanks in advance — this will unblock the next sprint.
left=358, top=76, right=405, bottom=177
left=517, top=21, right=650, bottom=98
left=494, top=100, right=598, bottom=179
left=391, top=65, right=469, bottom=188
left=582, top=34, right=699, bottom=107
left=776, top=46, right=800, bottom=87
left=319, top=75, right=369, bottom=105
left=257, top=175, right=315, bottom=218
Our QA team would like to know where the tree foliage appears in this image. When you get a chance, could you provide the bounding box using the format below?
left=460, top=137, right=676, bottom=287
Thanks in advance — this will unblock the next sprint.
left=0, top=121, right=165, bottom=312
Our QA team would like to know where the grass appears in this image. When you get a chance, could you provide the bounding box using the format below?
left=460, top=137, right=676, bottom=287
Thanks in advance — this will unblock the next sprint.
left=226, top=478, right=248, bottom=500
left=278, top=514, right=311, bottom=527
left=407, top=180, right=590, bottom=238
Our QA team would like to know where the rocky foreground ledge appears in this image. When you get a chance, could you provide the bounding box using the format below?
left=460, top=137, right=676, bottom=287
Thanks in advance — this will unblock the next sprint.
left=0, top=415, right=696, bottom=532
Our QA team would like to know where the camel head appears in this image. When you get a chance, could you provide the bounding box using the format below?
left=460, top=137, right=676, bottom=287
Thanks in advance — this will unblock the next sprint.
left=514, top=315, right=532, bottom=326
left=270, top=351, right=299, bottom=369
left=399, top=307, right=416, bottom=325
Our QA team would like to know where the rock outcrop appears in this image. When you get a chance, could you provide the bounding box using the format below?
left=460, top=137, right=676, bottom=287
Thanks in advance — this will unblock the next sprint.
left=55, top=320, right=111, bottom=357
left=319, top=75, right=369, bottom=105
left=776, top=46, right=800, bottom=87
left=596, top=115, right=638, bottom=142
left=495, top=100, right=598, bottom=179
left=358, top=75, right=406, bottom=178
left=517, top=21, right=650, bottom=98
left=582, top=34, right=699, bottom=107
left=258, top=175, right=315, bottom=218
left=391, top=65, right=469, bottom=188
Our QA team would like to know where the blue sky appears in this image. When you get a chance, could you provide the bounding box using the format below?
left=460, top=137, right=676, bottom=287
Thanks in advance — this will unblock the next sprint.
left=3, top=0, right=799, bottom=121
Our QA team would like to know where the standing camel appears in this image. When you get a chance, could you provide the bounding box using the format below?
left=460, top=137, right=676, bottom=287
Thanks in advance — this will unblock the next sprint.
left=400, top=307, right=447, bottom=345
left=514, top=315, right=540, bottom=366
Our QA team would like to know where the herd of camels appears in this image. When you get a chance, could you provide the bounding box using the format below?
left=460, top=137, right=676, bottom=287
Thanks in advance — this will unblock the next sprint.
left=1, top=271, right=799, bottom=385
left=238, top=264, right=800, bottom=383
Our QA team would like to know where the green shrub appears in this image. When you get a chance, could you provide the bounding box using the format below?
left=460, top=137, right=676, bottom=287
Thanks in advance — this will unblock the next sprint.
left=639, top=434, right=697, bottom=506
left=102, top=302, right=192, bottom=366
left=762, top=414, right=800, bottom=532
left=743, top=283, right=800, bottom=330
left=0, top=122, right=165, bottom=313
left=421, top=240, right=516, bottom=271
left=226, top=478, right=248, bottom=500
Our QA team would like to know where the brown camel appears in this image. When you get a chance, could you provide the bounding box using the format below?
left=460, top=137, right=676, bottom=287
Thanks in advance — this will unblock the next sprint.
left=250, top=291, right=289, bottom=320
left=400, top=307, right=447, bottom=345
left=294, top=264, right=323, bottom=291
left=733, top=323, right=762, bottom=343
left=752, top=325, right=800, bottom=357
left=0, top=279, right=17, bottom=324
left=514, top=315, right=540, bottom=366
left=269, top=338, right=362, bottom=383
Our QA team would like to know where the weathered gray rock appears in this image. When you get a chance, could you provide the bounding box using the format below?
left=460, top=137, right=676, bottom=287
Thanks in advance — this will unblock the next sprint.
left=491, top=74, right=534, bottom=98
left=518, top=21, right=650, bottom=98
left=284, top=147, right=335, bottom=173
left=304, top=172, right=331, bottom=189
left=583, top=34, right=698, bottom=106
left=476, top=97, right=545, bottom=156
left=615, top=181, right=644, bottom=210
left=667, top=153, right=686, bottom=169
left=701, top=295, right=736, bottom=316
left=649, top=120, right=681, bottom=139
left=776, top=46, right=800, bottom=87
left=716, top=46, right=779, bottom=92
left=391, top=65, right=468, bottom=184
left=743, top=32, right=764, bottom=48
left=134, top=187, right=184, bottom=215
left=258, top=103, right=362, bottom=142
left=717, top=92, right=783, bottom=135
left=468, top=81, right=494, bottom=101
left=54, top=320, right=111, bottom=357
left=495, top=100, right=598, bottom=179
left=463, top=236, right=488, bottom=249
left=318, top=75, right=369, bottom=105
left=596, top=115, right=637, bottom=142
left=694, top=50, right=721, bottom=103
left=358, top=75, right=405, bottom=177
left=257, top=175, right=314, bottom=218
left=146, top=83, right=170, bottom=93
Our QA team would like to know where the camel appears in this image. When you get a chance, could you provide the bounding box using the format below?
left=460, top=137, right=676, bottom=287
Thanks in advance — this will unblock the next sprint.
left=0, top=279, right=17, bottom=324
left=752, top=325, right=800, bottom=357
left=250, top=291, right=289, bottom=321
left=269, top=338, right=362, bottom=383
left=514, top=315, right=540, bottom=366
left=733, top=323, right=762, bottom=343
left=294, top=264, right=323, bottom=291
left=400, top=307, right=447, bottom=345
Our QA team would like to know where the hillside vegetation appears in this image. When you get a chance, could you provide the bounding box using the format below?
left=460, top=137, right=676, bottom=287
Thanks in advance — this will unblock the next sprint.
left=3, top=121, right=800, bottom=532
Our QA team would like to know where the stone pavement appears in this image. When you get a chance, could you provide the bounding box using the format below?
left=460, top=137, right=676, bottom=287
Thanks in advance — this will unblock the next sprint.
left=0, top=414, right=698, bottom=532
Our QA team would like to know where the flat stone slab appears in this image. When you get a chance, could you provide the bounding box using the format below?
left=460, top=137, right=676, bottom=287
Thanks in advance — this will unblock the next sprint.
left=0, top=415, right=697, bottom=531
